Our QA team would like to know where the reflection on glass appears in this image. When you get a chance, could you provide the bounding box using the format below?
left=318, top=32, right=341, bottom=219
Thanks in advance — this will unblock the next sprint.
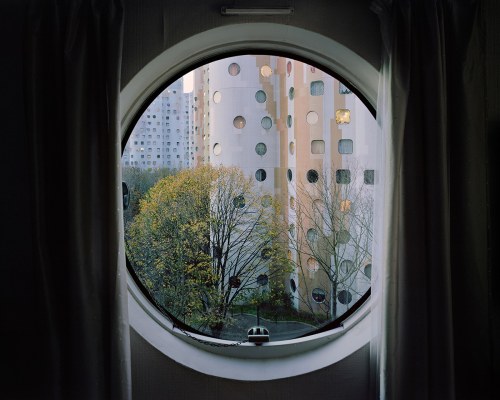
left=121, top=55, right=376, bottom=341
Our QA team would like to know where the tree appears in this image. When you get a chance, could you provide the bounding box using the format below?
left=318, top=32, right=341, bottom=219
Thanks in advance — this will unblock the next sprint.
left=289, top=163, right=373, bottom=322
left=122, top=166, right=172, bottom=226
left=126, top=165, right=290, bottom=338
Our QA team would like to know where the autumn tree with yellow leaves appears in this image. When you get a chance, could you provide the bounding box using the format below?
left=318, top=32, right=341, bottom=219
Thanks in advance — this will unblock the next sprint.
left=126, top=165, right=290, bottom=338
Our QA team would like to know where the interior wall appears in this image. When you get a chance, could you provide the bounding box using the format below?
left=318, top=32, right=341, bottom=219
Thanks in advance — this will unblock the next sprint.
left=130, top=328, right=370, bottom=400
left=120, top=0, right=381, bottom=88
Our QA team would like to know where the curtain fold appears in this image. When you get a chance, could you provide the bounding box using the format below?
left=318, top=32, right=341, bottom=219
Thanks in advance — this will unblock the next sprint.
left=24, top=0, right=131, bottom=399
left=370, top=0, right=485, bottom=398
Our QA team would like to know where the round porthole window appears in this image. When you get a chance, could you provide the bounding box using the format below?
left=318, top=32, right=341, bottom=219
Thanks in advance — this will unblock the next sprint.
left=312, top=288, right=326, bottom=303
left=337, top=229, right=351, bottom=244
left=364, top=263, right=372, bottom=279
left=307, top=257, right=319, bottom=272
left=233, top=195, right=245, bottom=208
left=307, top=169, right=319, bottom=183
left=261, top=116, right=272, bottom=129
left=233, top=116, right=246, bottom=129
left=213, top=143, right=222, bottom=155
left=306, top=111, right=319, bottom=124
left=340, top=259, right=354, bottom=273
left=338, top=290, right=353, bottom=305
left=213, top=91, right=222, bottom=103
left=255, top=169, right=267, bottom=182
left=228, top=62, right=240, bottom=76
left=261, top=195, right=272, bottom=207
left=257, top=274, right=269, bottom=286
left=255, top=90, right=266, bottom=103
left=260, top=65, right=272, bottom=77
left=255, top=142, right=267, bottom=156
left=122, top=54, right=376, bottom=343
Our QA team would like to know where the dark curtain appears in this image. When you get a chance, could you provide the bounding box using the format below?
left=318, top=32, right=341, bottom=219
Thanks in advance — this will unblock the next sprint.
left=371, top=0, right=489, bottom=398
left=23, top=0, right=131, bottom=399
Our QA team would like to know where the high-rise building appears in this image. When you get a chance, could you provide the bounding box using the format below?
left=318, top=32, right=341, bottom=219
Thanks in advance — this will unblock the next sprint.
left=122, top=79, right=194, bottom=170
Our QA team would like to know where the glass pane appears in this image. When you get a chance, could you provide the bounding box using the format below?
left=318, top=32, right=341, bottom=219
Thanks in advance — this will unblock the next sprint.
left=122, top=55, right=377, bottom=342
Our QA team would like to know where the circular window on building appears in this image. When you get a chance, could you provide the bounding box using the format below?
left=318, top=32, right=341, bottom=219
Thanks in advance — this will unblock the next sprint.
left=213, top=91, right=222, bottom=104
left=261, top=194, right=272, bottom=207
left=255, top=90, right=266, bottom=103
left=307, top=257, right=319, bottom=272
left=213, top=143, right=222, bottom=156
left=364, top=263, right=372, bottom=279
left=337, top=229, right=351, bottom=244
left=306, top=111, right=319, bottom=124
left=228, top=62, right=240, bottom=76
left=340, top=259, right=354, bottom=273
left=260, top=65, right=272, bottom=77
left=255, top=169, right=267, bottom=182
left=338, top=290, right=353, bottom=305
left=122, top=54, right=376, bottom=342
left=261, top=116, right=272, bottom=130
left=233, top=116, right=246, bottom=129
left=233, top=195, right=245, bottom=209
left=312, top=288, right=326, bottom=303
left=257, top=274, right=269, bottom=286
left=255, top=142, right=267, bottom=156
left=307, top=228, right=318, bottom=242
left=261, top=248, right=272, bottom=260
left=307, top=169, right=319, bottom=183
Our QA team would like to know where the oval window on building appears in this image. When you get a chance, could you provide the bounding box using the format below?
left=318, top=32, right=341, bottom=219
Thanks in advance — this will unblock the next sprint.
left=312, top=288, right=326, bottom=303
left=233, top=116, right=246, bottom=129
left=261, top=116, right=272, bottom=129
left=261, top=195, right=272, bottom=207
left=306, top=111, right=319, bottom=124
left=364, top=263, right=372, bottom=279
left=255, top=142, right=267, bottom=156
left=337, top=229, right=351, bottom=244
left=307, top=257, right=319, bottom=272
left=260, top=65, right=272, bottom=77
left=307, top=228, right=318, bottom=242
left=255, top=90, right=267, bottom=103
left=122, top=54, right=377, bottom=342
left=307, top=169, right=319, bottom=183
left=255, top=169, right=267, bottom=182
left=213, top=91, right=222, bottom=104
left=340, top=259, right=354, bottom=273
left=338, top=290, right=353, bottom=305
left=228, top=62, right=240, bottom=76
